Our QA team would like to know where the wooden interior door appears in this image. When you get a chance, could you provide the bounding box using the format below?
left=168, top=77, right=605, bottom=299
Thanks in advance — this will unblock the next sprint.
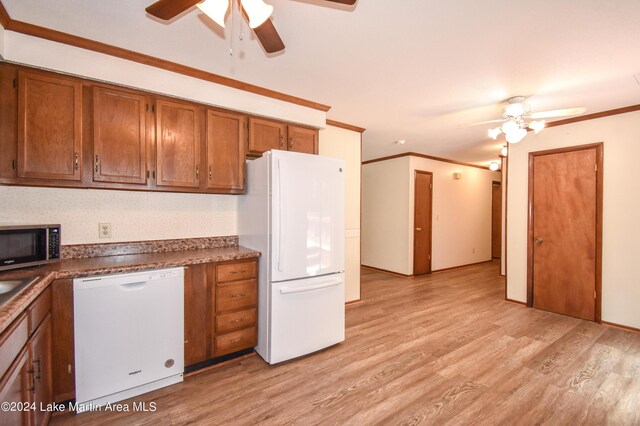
left=155, top=99, right=201, bottom=188
left=247, top=117, right=286, bottom=155
left=93, top=86, right=149, bottom=184
left=206, top=110, right=246, bottom=191
left=531, top=147, right=599, bottom=320
left=17, top=71, right=82, bottom=181
left=288, top=125, right=318, bottom=154
left=491, top=181, right=502, bottom=258
left=413, top=171, right=433, bottom=275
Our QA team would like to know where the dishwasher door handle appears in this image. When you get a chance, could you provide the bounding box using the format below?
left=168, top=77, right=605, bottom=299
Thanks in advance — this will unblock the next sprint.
left=120, top=281, right=146, bottom=291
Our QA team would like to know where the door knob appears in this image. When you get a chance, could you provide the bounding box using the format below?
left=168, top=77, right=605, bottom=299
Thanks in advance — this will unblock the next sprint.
left=416, top=227, right=422, bottom=231
left=535, top=237, right=543, bottom=245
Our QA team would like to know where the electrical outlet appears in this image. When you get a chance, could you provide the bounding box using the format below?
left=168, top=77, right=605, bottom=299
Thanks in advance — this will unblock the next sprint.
left=99, top=223, right=112, bottom=239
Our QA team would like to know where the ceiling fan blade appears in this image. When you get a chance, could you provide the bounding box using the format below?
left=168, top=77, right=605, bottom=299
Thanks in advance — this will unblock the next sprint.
left=323, top=0, right=358, bottom=4
left=145, top=0, right=201, bottom=20
left=464, top=118, right=505, bottom=127
left=253, top=19, right=285, bottom=53
left=530, top=107, right=586, bottom=119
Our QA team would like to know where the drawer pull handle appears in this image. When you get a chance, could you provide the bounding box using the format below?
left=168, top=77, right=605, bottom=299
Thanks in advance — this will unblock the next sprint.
left=231, top=318, right=244, bottom=324
left=229, top=339, right=241, bottom=344
left=230, top=270, right=247, bottom=275
left=230, top=293, right=246, bottom=298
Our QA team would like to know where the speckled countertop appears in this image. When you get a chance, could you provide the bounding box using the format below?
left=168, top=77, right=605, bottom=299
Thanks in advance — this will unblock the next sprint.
left=0, top=245, right=260, bottom=335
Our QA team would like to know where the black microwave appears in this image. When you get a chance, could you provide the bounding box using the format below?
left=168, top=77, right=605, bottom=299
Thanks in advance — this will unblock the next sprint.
left=0, top=225, right=61, bottom=271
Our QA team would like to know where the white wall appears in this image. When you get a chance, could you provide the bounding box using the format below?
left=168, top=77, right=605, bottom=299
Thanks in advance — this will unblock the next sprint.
left=0, top=186, right=236, bottom=245
left=409, top=157, right=500, bottom=272
left=506, top=110, right=640, bottom=330
left=362, top=156, right=500, bottom=275
left=361, top=157, right=411, bottom=274
left=0, top=23, right=5, bottom=58
left=319, top=125, right=361, bottom=302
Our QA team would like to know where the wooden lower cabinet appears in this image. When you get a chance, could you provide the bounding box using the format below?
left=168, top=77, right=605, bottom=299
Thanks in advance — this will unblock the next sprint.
left=0, top=348, right=30, bottom=426
left=0, top=291, right=53, bottom=425
left=30, top=315, right=53, bottom=426
left=184, top=264, right=209, bottom=366
left=51, top=279, right=75, bottom=403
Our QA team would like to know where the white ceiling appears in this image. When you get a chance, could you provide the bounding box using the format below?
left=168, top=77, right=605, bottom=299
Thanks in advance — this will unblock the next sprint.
left=4, top=0, right=640, bottom=164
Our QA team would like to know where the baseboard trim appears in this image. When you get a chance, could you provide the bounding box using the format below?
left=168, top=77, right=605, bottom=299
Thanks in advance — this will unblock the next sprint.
left=345, top=299, right=363, bottom=307
left=505, top=298, right=527, bottom=306
left=432, top=260, right=493, bottom=273
left=361, top=264, right=414, bottom=277
left=602, top=321, right=640, bottom=334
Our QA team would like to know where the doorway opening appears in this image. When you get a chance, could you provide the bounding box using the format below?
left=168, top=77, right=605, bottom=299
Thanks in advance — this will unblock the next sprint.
left=491, top=181, right=502, bottom=260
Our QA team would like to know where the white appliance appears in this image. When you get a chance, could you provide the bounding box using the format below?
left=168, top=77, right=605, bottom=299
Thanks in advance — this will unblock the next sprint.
left=239, top=150, right=345, bottom=364
left=73, top=267, right=184, bottom=411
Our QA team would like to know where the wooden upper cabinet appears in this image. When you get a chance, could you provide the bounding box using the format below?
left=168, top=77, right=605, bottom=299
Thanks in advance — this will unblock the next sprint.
left=17, top=71, right=82, bottom=181
left=93, top=86, right=149, bottom=185
left=248, top=117, right=287, bottom=156
left=155, top=99, right=202, bottom=188
left=206, top=110, right=246, bottom=192
left=288, top=125, right=318, bottom=154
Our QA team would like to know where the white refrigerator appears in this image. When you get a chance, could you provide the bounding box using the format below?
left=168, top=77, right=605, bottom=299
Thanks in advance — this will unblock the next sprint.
left=239, top=150, right=345, bottom=364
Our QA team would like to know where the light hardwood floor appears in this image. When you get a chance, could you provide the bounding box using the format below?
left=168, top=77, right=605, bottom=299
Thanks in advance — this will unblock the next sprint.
left=52, top=261, right=640, bottom=425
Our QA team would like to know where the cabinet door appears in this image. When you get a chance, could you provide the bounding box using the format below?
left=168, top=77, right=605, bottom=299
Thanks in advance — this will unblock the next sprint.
left=288, top=125, right=318, bottom=154
left=51, top=279, right=75, bottom=403
left=17, top=71, right=82, bottom=181
left=155, top=99, right=202, bottom=188
left=30, top=315, right=52, bottom=426
left=206, top=110, right=246, bottom=192
left=0, top=348, right=31, bottom=426
left=248, top=117, right=286, bottom=156
left=93, top=86, right=149, bottom=184
left=184, top=264, right=208, bottom=366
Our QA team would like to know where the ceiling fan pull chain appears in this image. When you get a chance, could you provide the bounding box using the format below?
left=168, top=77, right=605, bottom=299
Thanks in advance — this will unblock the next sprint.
left=229, top=0, right=235, bottom=56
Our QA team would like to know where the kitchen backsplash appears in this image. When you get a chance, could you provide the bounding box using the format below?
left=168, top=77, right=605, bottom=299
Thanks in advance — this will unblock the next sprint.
left=0, top=186, right=238, bottom=245
left=61, top=236, right=239, bottom=259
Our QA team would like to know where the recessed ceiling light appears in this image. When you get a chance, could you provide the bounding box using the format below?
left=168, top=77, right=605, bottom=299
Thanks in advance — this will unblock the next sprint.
left=395, top=140, right=407, bottom=145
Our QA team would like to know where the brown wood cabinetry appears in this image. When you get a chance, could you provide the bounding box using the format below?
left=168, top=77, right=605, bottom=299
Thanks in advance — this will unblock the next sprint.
left=30, top=315, right=53, bottom=426
left=288, top=125, right=319, bottom=154
left=0, top=291, right=53, bottom=425
left=51, top=279, right=75, bottom=403
left=155, top=99, right=202, bottom=188
left=206, top=110, right=246, bottom=192
left=184, top=264, right=208, bottom=366
left=92, top=86, right=150, bottom=185
left=18, top=70, right=82, bottom=182
left=211, top=259, right=258, bottom=357
left=248, top=117, right=287, bottom=156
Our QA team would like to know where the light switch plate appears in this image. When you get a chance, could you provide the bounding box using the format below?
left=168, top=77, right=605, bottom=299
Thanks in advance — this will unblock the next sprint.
left=99, top=223, right=112, bottom=239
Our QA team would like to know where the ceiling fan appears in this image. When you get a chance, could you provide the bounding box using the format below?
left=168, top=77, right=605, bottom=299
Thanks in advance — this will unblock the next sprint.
left=477, top=96, right=586, bottom=143
left=145, top=0, right=357, bottom=54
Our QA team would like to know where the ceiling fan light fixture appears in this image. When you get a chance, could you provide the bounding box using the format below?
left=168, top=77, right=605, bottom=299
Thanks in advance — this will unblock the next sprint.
left=501, top=145, right=508, bottom=157
left=501, top=119, right=520, bottom=135
left=489, top=162, right=500, bottom=171
left=488, top=128, right=502, bottom=140
left=242, top=0, right=274, bottom=28
left=529, top=120, right=546, bottom=134
left=197, top=0, right=229, bottom=28
left=505, top=127, right=527, bottom=144
left=504, top=102, right=530, bottom=118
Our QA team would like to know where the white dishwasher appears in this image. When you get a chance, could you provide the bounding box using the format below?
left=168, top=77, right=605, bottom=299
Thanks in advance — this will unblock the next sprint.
left=73, top=267, right=184, bottom=411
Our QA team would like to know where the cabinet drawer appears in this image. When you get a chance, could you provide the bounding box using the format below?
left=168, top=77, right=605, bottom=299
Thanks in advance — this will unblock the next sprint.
left=0, top=314, right=28, bottom=381
left=217, top=261, right=257, bottom=282
left=216, top=308, right=257, bottom=335
left=215, top=327, right=256, bottom=357
left=216, top=280, right=257, bottom=313
left=28, top=287, right=51, bottom=335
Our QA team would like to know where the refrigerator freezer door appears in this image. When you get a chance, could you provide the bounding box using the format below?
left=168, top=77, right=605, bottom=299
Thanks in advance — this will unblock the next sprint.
left=270, top=150, right=345, bottom=283
left=268, top=273, right=345, bottom=364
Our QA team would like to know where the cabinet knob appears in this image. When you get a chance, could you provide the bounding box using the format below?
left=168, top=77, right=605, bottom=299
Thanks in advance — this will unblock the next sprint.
left=195, top=165, right=200, bottom=180
left=416, top=227, right=422, bottom=231
left=74, top=152, right=79, bottom=170
left=535, top=237, right=544, bottom=245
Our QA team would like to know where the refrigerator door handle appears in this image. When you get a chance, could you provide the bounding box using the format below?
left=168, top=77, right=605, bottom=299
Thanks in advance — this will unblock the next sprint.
left=279, top=280, right=342, bottom=295
left=277, top=159, right=284, bottom=272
